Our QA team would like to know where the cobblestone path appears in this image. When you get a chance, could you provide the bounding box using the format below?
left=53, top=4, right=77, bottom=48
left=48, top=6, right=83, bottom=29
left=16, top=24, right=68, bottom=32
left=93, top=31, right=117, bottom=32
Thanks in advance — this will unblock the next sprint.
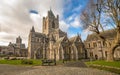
left=0, top=64, right=33, bottom=75
left=0, top=62, right=118, bottom=75
left=18, top=66, right=118, bottom=75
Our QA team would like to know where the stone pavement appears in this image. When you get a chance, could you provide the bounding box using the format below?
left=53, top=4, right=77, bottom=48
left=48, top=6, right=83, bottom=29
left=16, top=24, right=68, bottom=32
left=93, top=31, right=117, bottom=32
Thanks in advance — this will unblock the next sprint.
left=18, top=66, right=118, bottom=75
left=0, top=61, right=118, bottom=75
left=0, top=64, right=34, bottom=75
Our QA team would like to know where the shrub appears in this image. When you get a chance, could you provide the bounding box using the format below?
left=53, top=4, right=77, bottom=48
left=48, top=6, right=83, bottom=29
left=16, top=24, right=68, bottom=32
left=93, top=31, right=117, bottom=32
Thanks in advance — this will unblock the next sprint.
left=21, top=60, right=33, bottom=65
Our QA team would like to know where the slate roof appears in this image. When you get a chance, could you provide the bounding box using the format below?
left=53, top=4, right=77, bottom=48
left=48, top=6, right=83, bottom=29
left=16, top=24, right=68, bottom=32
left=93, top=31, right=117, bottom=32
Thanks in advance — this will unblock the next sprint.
left=86, top=29, right=117, bottom=42
left=54, top=28, right=65, bottom=33
left=34, top=32, right=46, bottom=38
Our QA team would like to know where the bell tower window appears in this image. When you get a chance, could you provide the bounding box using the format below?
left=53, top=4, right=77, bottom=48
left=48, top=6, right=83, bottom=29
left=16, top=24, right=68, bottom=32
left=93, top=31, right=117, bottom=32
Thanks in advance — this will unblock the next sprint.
left=52, top=21, right=55, bottom=28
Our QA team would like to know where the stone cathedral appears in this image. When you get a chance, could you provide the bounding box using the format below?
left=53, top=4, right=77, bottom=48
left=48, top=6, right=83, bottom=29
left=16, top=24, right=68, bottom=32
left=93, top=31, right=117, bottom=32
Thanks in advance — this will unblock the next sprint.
left=28, top=9, right=85, bottom=60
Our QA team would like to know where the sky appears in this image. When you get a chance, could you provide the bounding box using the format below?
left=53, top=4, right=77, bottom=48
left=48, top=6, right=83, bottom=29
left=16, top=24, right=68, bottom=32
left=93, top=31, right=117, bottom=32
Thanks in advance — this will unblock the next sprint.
left=0, top=0, right=89, bottom=46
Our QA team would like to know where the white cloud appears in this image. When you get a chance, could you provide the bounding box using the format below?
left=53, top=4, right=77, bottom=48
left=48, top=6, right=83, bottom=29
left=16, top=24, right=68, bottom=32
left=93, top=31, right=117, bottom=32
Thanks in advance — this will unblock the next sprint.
left=59, top=21, right=70, bottom=32
left=66, top=14, right=81, bottom=28
left=0, top=0, right=64, bottom=46
left=0, top=0, right=88, bottom=47
left=0, top=32, right=16, bottom=43
left=30, top=13, right=42, bottom=32
left=0, top=41, right=9, bottom=46
left=72, top=5, right=82, bottom=12
left=70, top=16, right=81, bottom=28
left=81, top=29, right=91, bottom=41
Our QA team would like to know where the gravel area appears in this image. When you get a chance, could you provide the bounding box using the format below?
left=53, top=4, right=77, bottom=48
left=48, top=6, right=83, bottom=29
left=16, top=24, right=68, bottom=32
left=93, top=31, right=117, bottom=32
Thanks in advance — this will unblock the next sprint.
left=0, top=64, right=34, bottom=75
left=18, top=66, right=118, bottom=75
left=0, top=62, right=118, bottom=75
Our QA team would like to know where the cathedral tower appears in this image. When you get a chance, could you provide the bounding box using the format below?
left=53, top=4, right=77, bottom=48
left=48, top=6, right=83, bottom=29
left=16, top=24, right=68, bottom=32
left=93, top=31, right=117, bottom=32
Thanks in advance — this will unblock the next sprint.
left=42, top=9, right=59, bottom=35
left=16, top=36, right=22, bottom=44
left=16, top=36, right=22, bottom=48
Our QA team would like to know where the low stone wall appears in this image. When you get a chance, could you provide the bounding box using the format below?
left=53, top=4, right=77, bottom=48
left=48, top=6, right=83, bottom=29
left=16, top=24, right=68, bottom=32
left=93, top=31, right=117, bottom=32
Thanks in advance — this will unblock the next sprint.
left=0, top=57, right=27, bottom=60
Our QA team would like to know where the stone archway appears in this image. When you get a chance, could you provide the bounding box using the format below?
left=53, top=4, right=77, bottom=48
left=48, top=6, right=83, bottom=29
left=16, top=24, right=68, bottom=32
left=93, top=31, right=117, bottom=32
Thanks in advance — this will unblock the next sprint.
left=114, top=47, right=120, bottom=60
left=34, top=48, right=43, bottom=59
left=63, top=46, right=71, bottom=61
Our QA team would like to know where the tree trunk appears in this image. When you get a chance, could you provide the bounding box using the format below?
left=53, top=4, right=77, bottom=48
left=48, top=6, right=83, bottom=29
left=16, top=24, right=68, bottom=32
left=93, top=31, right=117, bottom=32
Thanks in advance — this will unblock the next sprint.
left=106, top=48, right=114, bottom=61
left=107, top=30, right=120, bottom=61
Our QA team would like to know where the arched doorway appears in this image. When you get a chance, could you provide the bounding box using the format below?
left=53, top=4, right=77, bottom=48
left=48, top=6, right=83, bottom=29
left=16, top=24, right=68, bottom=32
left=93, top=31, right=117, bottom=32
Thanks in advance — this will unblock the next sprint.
left=63, top=47, right=71, bottom=61
left=35, top=48, right=43, bottom=59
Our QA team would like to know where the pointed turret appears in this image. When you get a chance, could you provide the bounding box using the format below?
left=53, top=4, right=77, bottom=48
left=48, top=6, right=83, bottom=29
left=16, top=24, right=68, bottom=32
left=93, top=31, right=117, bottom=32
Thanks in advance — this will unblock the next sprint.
left=31, top=26, right=35, bottom=32
left=77, top=33, right=82, bottom=42
left=48, top=9, right=55, bottom=18
left=8, top=42, right=12, bottom=46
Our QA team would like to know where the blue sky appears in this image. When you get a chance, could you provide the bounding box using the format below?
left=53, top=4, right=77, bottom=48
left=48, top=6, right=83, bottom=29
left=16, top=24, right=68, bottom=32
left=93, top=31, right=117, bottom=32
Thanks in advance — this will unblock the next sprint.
left=62, top=0, right=88, bottom=38
left=63, top=0, right=87, bottom=19
left=0, top=0, right=89, bottom=46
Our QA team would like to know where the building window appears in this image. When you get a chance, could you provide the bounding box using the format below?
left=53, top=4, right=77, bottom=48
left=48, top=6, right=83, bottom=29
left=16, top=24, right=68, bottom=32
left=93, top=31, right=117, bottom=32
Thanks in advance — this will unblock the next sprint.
left=105, top=51, right=107, bottom=58
left=103, top=42, right=107, bottom=47
left=3, top=51, right=5, bottom=54
left=32, top=38, right=34, bottom=42
left=90, top=52, right=93, bottom=57
left=52, top=21, right=55, bottom=28
left=39, top=38, right=41, bottom=42
left=88, top=43, right=90, bottom=48
left=98, top=41, right=101, bottom=48
left=37, top=38, right=39, bottom=42
left=93, top=42, right=97, bottom=47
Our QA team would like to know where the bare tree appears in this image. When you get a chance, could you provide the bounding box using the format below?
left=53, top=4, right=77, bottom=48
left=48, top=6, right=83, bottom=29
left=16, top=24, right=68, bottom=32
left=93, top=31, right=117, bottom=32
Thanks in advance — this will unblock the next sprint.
left=80, top=0, right=120, bottom=61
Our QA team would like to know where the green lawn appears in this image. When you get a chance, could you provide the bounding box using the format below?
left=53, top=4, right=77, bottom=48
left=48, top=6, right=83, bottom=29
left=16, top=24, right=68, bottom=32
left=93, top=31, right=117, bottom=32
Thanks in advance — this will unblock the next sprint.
left=86, top=60, right=120, bottom=68
left=0, top=59, right=42, bottom=66
left=85, top=60, right=120, bottom=74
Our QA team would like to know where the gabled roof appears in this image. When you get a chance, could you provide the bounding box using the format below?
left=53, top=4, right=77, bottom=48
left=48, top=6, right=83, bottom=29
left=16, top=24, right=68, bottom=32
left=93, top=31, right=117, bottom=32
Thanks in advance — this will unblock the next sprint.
left=86, top=29, right=116, bottom=42
left=55, top=37, right=65, bottom=45
left=21, top=44, right=26, bottom=48
left=55, top=36, right=68, bottom=46
left=55, top=28, right=66, bottom=34
left=69, top=35, right=82, bottom=43
left=69, top=36, right=77, bottom=43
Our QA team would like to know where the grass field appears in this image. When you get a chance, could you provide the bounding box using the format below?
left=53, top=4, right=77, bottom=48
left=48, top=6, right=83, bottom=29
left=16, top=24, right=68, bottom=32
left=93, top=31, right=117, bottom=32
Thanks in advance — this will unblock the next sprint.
left=0, top=59, right=42, bottom=66
left=85, top=60, right=120, bottom=74
left=86, top=60, right=120, bottom=68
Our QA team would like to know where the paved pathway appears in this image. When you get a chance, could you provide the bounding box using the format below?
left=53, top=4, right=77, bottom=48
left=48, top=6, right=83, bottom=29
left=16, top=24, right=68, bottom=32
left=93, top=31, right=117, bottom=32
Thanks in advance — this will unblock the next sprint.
left=0, top=64, right=34, bottom=75
left=0, top=61, right=118, bottom=75
left=19, top=66, right=118, bottom=75
left=63, top=61, right=87, bottom=67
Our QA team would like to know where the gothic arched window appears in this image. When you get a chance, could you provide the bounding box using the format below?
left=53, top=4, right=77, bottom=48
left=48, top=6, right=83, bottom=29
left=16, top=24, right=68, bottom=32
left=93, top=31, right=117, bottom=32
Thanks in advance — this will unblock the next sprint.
left=44, top=22, right=46, bottom=29
left=52, top=21, right=55, bottom=28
